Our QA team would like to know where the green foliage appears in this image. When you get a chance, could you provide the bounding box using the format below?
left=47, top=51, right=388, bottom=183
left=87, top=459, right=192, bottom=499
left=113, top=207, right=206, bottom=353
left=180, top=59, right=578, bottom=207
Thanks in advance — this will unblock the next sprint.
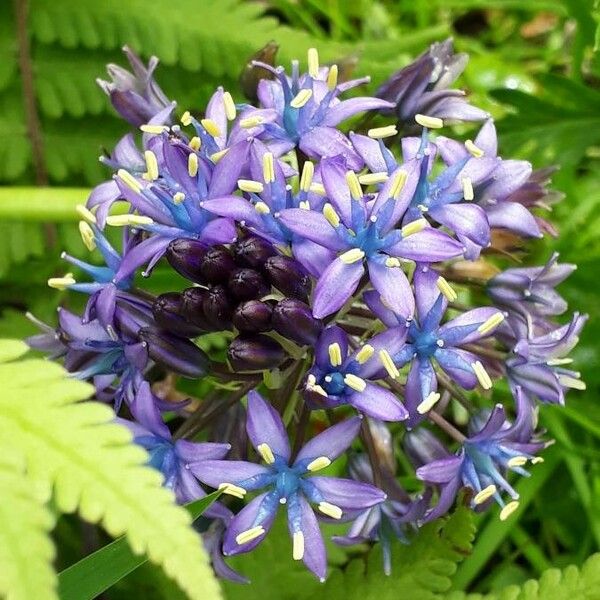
left=0, top=339, right=222, bottom=600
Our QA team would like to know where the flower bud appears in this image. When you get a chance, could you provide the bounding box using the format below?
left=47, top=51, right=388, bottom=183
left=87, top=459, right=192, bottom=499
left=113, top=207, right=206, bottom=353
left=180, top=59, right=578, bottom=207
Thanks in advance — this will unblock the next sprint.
left=228, top=268, right=269, bottom=301
left=140, top=327, right=209, bottom=378
left=153, top=292, right=205, bottom=337
left=264, top=255, right=311, bottom=301
left=239, top=41, right=279, bottom=103
left=228, top=335, right=284, bottom=371
left=166, top=238, right=208, bottom=284
left=233, top=300, right=273, bottom=333
left=202, top=285, right=234, bottom=330
left=403, top=428, right=450, bottom=468
left=232, top=235, right=276, bottom=268
left=181, top=287, right=215, bottom=330
left=200, top=245, right=237, bottom=284
left=272, top=298, right=322, bottom=345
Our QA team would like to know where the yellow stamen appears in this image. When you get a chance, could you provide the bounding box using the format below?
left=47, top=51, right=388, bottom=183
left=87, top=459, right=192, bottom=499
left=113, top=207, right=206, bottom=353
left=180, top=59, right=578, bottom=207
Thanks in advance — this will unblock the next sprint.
left=385, top=257, right=401, bottom=268
left=547, top=358, right=573, bottom=366
left=188, top=153, right=199, bottom=177
left=359, top=172, right=389, bottom=186
left=188, top=136, right=201, bottom=151
left=254, top=202, right=271, bottom=215
left=472, top=361, right=493, bottom=390
left=144, top=150, right=159, bottom=181
left=401, top=218, right=427, bottom=238
left=379, top=349, right=399, bottom=379
left=323, top=203, right=340, bottom=227
left=299, top=200, right=310, bottom=210
left=79, top=221, right=96, bottom=251
left=345, top=170, right=362, bottom=200
left=263, top=152, right=275, bottom=184
left=307, top=456, right=331, bottom=472
left=507, top=456, right=528, bottom=468
left=307, top=48, right=319, bottom=78
left=239, top=116, right=264, bottom=129
left=465, top=139, right=484, bottom=158
left=238, top=179, right=264, bottom=194
left=140, top=124, right=168, bottom=134
left=318, top=502, right=343, bottom=519
left=311, top=384, right=328, bottom=397
left=257, top=443, right=275, bottom=465
left=300, top=161, right=314, bottom=192
left=417, top=392, right=441, bottom=414
left=292, top=531, right=305, bottom=560
left=415, top=114, right=443, bottom=129
left=218, top=483, right=247, bottom=499
left=473, top=484, right=497, bottom=505
left=558, top=375, right=586, bottom=390
left=106, top=214, right=153, bottom=227
left=477, top=313, right=505, bottom=335
left=531, top=457, right=544, bottom=464
left=367, top=125, right=398, bottom=139
left=180, top=111, right=193, bottom=126
left=356, top=344, right=374, bottom=364
left=236, top=526, right=265, bottom=545
left=499, top=501, right=519, bottom=521
left=344, top=373, right=366, bottom=392
left=462, top=177, right=474, bottom=201
left=200, top=118, right=221, bottom=138
left=339, top=248, right=365, bottom=264
left=436, top=276, right=458, bottom=302
left=222, top=91, right=237, bottom=121
left=75, top=204, right=96, bottom=224
left=48, top=274, right=75, bottom=290
left=210, top=148, right=229, bottom=163
left=327, top=64, right=338, bottom=90
left=328, top=342, right=342, bottom=367
left=173, top=192, right=186, bottom=205
left=390, top=170, right=408, bottom=199
left=117, top=169, right=142, bottom=193
left=310, top=182, right=326, bottom=196
left=290, top=88, right=313, bottom=109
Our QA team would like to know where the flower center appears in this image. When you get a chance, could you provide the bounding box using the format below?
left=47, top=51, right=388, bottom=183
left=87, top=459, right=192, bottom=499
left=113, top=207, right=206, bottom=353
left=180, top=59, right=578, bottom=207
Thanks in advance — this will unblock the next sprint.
left=320, top=371, right=347, bottom=395
left=412, top=330, right=440, bottom=358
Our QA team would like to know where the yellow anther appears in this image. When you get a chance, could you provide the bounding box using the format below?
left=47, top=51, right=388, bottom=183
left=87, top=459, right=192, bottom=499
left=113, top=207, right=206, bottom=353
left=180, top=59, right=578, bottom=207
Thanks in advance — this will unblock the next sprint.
left=356, top=344, right=374, bottom=364
left=48, top=274, right=75, bottom=290
left=75, top=204, right=96, bottom=224
left=462, top=177, right=474, bottom=201
left=292, top=531, right=305, bottom=560
left=188, top=153, right=199, bottom=177
left=200, top=118, right=221, bottom=138
left=310, top=182, right=326, bottom=196
left=263, top=152, right=275, bottom=184
left=417, top=392, right=441, bottom=414
left=254, top=202, right=271, bottom=215
left=311, top=384, right=328, bottom=397
left=390, top=169, right=408, bottom=199
left=367, top=125, right=398, bottom=139
left=359, top=172, right=389, bottom=186
left=117, top=169, right=142, bottom=193
left=173, top=192, right=186, bottom=205
left=236, top=526, right=265, bottom=545
left=507, top=456, right=528, bottom=468
left=327, top=64, right=338, bottom=90
left=222, top=91, right=237, bottom=121
left=290, top=88, right=313, bottom=109
left=79, top=221, right=96, bottom=251
left=218, top=483, right=247, bottom=499
left=322, top=203, right=340, bottom=227
left=238, top=179, right=264, bottom=194
left=531, top=456, right=544, bottom=464
left=345, top=170, right=363, bottom=200
left=401, top=218, right=427, bottom=238
left=210, top=148, right=229, bottom=163
left=189, top=136, right=201, bottom=151
left=180, top=111, right=193, bottom=126
left=415, top=114, right=444, bottom=129
left=473, top=484, right=497, bottom=505
left=339, top=248, right=365, bottom=264
left=257, top=443, right=275, bottom=465
left=499, top=501, right=519, bottom=521
left=465, top=139, right=484, bottom=158
left=239, top=116, right=264, bottom=129
left=328, top=342, right=343, bottom=367
left=558, top=375, right=586, bottom=390
left=106, top=214, right=154, bottom=227
left=140, top=124, right=168, bottom=134
left=299, top=200, right=310, bottom=210
left=379, top=349, right=399, bottom=379
left=547, top=357, right=573, bottom=366
left=344, top=373, right=366, bottom=392
left=436, top=276, right=458, bottom=302
left=385, top=257, right=401, bottom=268
left=472, top=361, right=493, bottom=390
left=306, top=456, right=331, bottom=472
left=307, top=47, right=319, bottom=78
left=300, top=161, right=314, bottom=192
left=144, top=150, right=159, bottom=181
left=318, top=502, right=343, bottom=520
left=477, top=313, right=505, bottom=335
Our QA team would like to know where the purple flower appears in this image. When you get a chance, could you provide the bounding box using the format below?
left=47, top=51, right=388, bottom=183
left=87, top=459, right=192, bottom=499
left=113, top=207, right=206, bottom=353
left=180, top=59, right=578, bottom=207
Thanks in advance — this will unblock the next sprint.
left=304, top=326, right=408, bottom=422
left=279, top=156, right=464, bottom=318
left=416, top=388, right=545, bottom=521
left=192, top=391, right=385, bottom=580
left=366, top=265, right=504, bottom=426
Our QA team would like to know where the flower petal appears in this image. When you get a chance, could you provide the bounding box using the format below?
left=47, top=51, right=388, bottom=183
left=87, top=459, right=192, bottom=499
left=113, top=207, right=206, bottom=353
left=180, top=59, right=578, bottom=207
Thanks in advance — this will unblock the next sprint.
left=300, top=126, right=362, bottom=171
left=430, top=203, right=490, bottom=247
left=190, top=459, right=272, bottom=491
left=312, top=257, right=365, bottom=319
left=247, top=390, right=291, bottom=461
left=279, top=209, right=346, bottom=251
left=308, top=476, right=386, bottom=510
left=348, top=383, right=407, bottom=421
left=388, top=228, right=464, bottom=262
left=321, top=97, right=394, bottom=127
left=367, top=259, right=414, bottom=319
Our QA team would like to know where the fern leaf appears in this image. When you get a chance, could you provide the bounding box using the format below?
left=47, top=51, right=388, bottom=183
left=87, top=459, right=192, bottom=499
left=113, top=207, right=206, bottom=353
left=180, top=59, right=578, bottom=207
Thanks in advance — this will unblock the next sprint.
left=0, top=339, right=222, bottom=600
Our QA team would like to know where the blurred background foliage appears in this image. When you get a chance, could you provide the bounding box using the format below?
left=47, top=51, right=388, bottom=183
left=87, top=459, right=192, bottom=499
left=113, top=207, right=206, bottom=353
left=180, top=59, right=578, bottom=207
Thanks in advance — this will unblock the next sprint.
left=1, top=0, right=599, bottom=596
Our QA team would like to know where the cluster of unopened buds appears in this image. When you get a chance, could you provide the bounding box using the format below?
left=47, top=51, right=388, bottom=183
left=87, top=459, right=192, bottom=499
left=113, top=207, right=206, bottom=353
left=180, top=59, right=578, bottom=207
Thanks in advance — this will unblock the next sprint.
left=29, top=41, right=587, bottom=582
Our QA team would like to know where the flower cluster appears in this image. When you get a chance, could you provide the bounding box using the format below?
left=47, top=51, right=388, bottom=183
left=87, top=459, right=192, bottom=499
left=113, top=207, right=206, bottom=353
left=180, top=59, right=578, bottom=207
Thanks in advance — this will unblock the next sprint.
left=29, top=42, right=586, bottom=582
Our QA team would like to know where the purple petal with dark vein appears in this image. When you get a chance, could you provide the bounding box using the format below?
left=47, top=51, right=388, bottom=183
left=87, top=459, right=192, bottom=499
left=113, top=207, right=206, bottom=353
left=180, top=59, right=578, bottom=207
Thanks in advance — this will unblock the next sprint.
left=312, top=257, right=364, bottom=319
left=356, top=327, right=408, bottom=379
left=482, top=160, right=532, bottom=200
left=388, top=228, right=464, bottom=262
left=201, top=196, right=263, bottom=228
left=279, top=209, right=346, bottom=251
left=434, top=136, right=468, bottom=165
left=320, top=156, right=353, bottom=226
left=175, top=468, right=208, bottom=505
left=175, top=440, right=231, bottom=463
left=430, top=203, right=490, bottom=247
left=322, top=97, right=394, bottom=127
left=309, top=476, right=386, bottom=509
left=348, top=382, right=407, bottom=422
left=208, top=140, right=251, bottom=198
left=291, top=238, right=336, bottom=278
left=413, top=265, right=447, bottom=320
left=475, top=119, right=498, bottom=156
left=315, top=325, right=349, bottom=369
left=128, top=381, right=170, bottom=438
left=367, top=259, right=414, bottom=319
left=87, top=180, right=121, bottom=226
left=58, top=308, right=111, bottom=341
left=290, top=494, right=327, bottom=581
left=115, top=235, right=170, bottom=281
left=197, top=217, right=237, bottom=245
left=509, top=364, right=563, bottom=404
left=486, top=202, right=542, bottom=238
left=95, top=284, right=117, bottom=329
left=205, top=88, right=228, bottom=148
left=468, top=403, right=507, bottom=442
left=189, top=459, right=271, bottom=490
left=247, top=390, right=291, bottom=460
left=301, top=126, right=363, bottom=171
left=423, top=477, right=461, bottom=521
left=416, top=456, right=463, bottom=484
left=435, top=348, right=478, bottom=389
left=373, top=160, right=420, bottom=228
left=349, top=133, right=389, bottom=173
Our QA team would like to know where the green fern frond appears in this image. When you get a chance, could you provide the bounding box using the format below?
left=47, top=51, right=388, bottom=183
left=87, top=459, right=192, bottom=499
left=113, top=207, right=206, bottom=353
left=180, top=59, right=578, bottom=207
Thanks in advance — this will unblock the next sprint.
left=0, top=339, right=222, bottom=600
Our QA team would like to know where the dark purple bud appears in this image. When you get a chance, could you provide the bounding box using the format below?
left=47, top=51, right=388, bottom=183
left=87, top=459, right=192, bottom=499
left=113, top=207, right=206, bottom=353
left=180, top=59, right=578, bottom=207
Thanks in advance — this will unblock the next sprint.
left=140, top=327, right=209, bottom=378
left=166, top=239, right=208, bottom=284
left=153, top=292, right=205, bottom=337
left=228, top=335, right=284, bottom=371
left=233, top=300, right=273, bottom=333
left=264, top=255, right=311, bottom=301
left=228, top=268, right=269, bottom=301
left=239, top=41, right=279, bottom=103
left=202, top=285, right=233, bottom=330
left=181, top=287, right=215, bottom=331
left=200, top=246, right=237, bottom=284
left=232, top=235, right=276, bottom=268
left=272, top=298, right=322, bottom=345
